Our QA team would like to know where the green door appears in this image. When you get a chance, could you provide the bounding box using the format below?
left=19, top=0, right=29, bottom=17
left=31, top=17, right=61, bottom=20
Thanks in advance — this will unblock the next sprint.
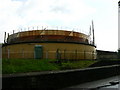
left=34, top=45, right=43, bottom=59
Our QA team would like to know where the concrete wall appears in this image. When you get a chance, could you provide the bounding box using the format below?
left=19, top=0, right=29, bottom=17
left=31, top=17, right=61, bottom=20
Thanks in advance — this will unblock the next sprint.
left=97, top=50, right=118, bottom=60
left=2, top=43, right=96, bottom=60
left=3, top=65, right=120, bottom=89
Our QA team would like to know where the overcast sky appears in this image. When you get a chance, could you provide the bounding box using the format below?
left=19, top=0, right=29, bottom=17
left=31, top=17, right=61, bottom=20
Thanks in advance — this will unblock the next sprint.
left=0, top=0, right=118, bottom=51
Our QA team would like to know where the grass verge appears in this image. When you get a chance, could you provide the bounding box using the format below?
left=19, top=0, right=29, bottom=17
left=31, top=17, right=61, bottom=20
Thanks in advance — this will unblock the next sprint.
left=2, top=59, right=96, bottom=74
left=60, top=60, right=96, bottom=70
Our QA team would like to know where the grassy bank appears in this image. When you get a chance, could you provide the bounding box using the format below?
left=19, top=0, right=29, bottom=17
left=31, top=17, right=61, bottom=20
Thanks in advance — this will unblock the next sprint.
left=2, top=59, right=96, bottom=74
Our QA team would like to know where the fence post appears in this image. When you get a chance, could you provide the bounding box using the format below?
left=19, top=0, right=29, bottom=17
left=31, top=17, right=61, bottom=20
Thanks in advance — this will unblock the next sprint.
left=92, top=51, right=94, bottom=60
left=64, top=49, right=66, bottom=60
left=84, top=50, right=86, bottom=60
left=46, top=51, right=48, bottom=59
left=56, top=49, right=59, bottom=60
left=22, top=49, right=24, bottom=58
left=75, top=50, right=77, bottom=60
left=56, top=49, right=61, bottom=64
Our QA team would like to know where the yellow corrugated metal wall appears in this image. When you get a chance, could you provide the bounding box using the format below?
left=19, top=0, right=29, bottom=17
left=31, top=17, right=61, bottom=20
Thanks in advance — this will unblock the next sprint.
left=2, top=43, right=96, bottom=60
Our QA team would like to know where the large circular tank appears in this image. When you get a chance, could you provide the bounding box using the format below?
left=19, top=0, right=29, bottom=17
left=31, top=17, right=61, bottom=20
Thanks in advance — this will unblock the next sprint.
left=2, top=29, right=96, bottom=60
left=7, top=30, right=89, bottom=44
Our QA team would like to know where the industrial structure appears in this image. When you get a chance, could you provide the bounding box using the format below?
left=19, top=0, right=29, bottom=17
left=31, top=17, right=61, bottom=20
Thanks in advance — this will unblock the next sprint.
left=2, top=23, right=96, bottom=60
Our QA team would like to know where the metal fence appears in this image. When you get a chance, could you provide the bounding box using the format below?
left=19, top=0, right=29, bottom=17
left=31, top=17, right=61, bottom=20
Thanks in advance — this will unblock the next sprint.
left=2, top=50, right=96, bottom=60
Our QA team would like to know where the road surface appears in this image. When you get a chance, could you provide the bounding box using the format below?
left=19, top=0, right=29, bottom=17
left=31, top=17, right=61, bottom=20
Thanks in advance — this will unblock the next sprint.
left=62, top=75, right=120, bottom=90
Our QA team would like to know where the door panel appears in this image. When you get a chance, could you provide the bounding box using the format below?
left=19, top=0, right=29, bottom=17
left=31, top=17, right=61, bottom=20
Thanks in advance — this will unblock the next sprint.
left=34, top=45, right=43, bottom=59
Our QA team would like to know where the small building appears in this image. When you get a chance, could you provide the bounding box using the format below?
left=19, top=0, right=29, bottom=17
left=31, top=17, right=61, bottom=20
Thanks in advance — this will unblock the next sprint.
left=97, top=50, right=118, bottom=60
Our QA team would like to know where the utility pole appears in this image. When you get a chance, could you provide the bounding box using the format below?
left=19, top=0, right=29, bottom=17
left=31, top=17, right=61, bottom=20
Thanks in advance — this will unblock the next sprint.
left=89, top=25, right=91, bottom=44
left=7, top=33, right=9, bottom=43
left=4, top=32, right=6, bottom=43
left=13, top=30, right=14, bottom=34
left=118, top=1, right=120, bottom=8
left=118, top=1, right=120, bottom=59
left=118, top=1, right=120, bottom=52
left=92, top=20, right=95, bottom=45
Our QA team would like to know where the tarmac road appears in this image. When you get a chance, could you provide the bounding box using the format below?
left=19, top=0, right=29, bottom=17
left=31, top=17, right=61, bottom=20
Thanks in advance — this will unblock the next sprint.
left=62, top=75, right=120, bottom=90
